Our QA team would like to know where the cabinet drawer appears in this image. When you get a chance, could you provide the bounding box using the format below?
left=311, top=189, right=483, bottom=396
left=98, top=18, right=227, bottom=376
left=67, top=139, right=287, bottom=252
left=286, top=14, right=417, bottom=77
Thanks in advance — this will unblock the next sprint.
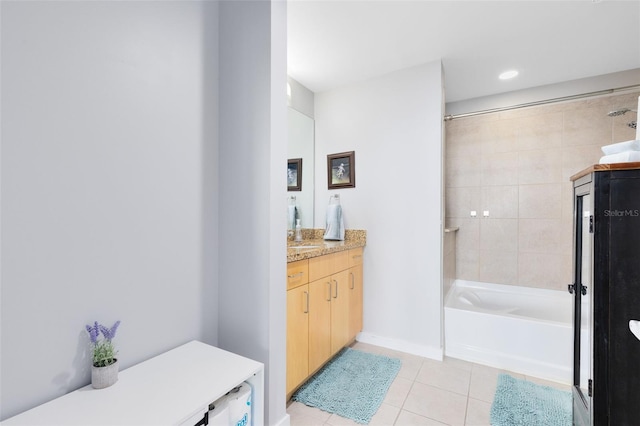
left=349, top=247, right=363, bottom=267
left=309, top=251, right=350, bottom=282
left=287, top=260, right=309, bottom=290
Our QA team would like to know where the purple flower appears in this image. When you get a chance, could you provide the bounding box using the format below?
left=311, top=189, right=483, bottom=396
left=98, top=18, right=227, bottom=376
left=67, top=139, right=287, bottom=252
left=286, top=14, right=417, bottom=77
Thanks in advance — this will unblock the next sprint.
left=85, top=321, right=100, bottom=344
left=99, top=320, right=120, bottom=341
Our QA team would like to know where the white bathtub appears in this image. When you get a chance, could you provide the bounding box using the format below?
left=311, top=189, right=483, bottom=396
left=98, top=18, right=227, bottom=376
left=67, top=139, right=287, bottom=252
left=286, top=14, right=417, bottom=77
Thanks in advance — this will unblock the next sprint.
left=444, top=280, right=573, bottom=384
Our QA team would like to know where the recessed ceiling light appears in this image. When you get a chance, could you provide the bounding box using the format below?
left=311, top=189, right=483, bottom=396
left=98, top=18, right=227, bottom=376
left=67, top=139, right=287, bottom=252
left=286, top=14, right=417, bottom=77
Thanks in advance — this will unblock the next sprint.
left=499, top=70, right=519, bottom=80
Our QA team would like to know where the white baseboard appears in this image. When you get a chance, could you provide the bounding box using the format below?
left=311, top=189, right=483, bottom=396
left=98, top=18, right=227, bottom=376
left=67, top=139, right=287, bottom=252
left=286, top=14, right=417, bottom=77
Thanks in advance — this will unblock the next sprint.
left=357, top=332, right=443, bottom=361
left=272, top=413, right=290, bottom=426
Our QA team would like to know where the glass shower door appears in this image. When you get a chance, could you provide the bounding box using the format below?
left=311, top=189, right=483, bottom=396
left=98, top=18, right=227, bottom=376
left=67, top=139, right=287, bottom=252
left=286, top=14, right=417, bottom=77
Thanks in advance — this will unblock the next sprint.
left=572, top=188, right=592, bottom=424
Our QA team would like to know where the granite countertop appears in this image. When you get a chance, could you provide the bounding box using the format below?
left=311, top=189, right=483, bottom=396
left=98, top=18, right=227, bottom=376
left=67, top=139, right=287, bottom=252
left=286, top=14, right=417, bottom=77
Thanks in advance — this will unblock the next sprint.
left=287, top=229, right=366, bottom=262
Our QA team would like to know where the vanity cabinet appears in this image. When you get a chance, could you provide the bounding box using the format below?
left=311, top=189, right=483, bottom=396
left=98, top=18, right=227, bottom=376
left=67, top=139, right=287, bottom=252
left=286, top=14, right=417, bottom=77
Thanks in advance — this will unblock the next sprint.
left=286, top=248, right=364, bottom=397
left=570, top=165, right=640, bottom=426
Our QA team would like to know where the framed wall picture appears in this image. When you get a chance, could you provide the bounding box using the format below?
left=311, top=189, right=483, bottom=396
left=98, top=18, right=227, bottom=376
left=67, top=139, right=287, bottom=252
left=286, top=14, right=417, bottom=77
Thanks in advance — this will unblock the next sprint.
left=327, top=151, right=355, bottom=189
left=287, top=158, right=302, bottom=191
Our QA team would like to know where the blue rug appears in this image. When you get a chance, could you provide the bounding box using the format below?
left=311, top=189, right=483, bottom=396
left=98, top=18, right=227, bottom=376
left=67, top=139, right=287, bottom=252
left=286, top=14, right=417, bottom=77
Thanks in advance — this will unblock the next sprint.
left=490, top=374, right=572, bottom=426
left=292, top=347, right=401, bottom=424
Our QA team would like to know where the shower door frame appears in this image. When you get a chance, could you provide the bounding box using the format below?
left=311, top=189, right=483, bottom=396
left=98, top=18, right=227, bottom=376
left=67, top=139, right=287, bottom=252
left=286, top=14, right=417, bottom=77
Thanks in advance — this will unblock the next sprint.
left=571, top=175, right=594, bottom=426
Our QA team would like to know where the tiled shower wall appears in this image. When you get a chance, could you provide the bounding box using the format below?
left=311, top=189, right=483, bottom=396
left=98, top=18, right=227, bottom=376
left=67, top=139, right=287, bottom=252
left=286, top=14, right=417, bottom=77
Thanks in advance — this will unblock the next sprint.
left=445, top=91, right=639, bottom=292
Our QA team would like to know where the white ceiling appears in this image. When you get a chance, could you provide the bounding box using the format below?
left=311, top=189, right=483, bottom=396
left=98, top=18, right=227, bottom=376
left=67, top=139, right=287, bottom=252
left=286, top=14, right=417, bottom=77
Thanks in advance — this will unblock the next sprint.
left=287, top=0, right=640, bottom=102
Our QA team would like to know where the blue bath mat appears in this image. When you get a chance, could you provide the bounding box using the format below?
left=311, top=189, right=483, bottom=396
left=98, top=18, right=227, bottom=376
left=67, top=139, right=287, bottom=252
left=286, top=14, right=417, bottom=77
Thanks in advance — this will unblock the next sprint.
left=490, top=374, right=572, bottom=426
left=292, top=347, right=401, bottom=424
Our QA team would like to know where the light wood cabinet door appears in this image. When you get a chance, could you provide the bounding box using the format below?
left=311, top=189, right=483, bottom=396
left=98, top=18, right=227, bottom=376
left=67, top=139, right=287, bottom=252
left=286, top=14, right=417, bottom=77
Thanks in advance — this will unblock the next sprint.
left=348, top=263, right=363, bottom=341
left=330, top=269, right=350, bottom=355
left=286, top=284, right=309, bottom=395
left=308, top=278, right=332, bottom=373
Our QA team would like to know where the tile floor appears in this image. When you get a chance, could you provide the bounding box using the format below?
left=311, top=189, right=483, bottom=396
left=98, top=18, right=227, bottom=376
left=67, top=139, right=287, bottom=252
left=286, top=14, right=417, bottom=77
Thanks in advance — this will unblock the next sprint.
left=287, top=341, right=571, bottom=426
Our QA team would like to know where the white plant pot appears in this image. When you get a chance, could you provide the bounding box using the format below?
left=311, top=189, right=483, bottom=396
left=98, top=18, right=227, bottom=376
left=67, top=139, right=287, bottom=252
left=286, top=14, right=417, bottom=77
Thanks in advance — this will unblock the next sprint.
left=91, top=359, right=119, bottom=389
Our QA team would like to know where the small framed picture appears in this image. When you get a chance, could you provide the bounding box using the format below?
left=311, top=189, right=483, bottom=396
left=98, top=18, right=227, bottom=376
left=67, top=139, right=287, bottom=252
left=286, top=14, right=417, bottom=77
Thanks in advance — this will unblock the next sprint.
left=287, top=158, right=302, bottom=191
left=327, top=151, right=355, bottom=189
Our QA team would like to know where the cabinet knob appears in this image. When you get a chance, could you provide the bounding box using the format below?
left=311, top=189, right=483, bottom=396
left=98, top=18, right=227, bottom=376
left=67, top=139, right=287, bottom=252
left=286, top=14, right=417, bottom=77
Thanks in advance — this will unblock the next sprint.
left=568, top=284, right=575, bottom=294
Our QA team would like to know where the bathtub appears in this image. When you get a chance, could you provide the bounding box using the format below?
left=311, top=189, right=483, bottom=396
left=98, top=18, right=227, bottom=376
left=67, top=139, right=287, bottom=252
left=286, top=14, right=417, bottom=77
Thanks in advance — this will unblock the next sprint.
left=444, top=280, right=573, bottom=384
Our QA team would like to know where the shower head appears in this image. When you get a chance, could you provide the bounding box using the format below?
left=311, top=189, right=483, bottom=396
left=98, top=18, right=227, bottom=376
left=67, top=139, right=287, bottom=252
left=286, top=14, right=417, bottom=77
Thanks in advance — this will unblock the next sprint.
left=608, top=108, right=637, bottom=117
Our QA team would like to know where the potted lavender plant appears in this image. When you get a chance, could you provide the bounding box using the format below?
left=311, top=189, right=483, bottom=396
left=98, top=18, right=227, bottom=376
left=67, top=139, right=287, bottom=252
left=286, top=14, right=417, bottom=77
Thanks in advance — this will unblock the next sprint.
left=85, top=320, right=120, bottom=389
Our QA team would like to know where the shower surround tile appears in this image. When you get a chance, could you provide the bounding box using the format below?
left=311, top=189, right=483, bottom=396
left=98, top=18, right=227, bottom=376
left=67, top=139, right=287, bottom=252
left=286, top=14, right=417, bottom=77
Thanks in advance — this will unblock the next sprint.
left=455, top=248, right=480, bottom=282
left=445, top=122, right=486, bottom=158
left=561, top=144, right=603, bottom=181
left=445, top=91, right=640, bottom=292
left=518, top=149, right=562, bottom=184
left=480, top=186, right=518, bottom=218
left=481, top=151, right=518, bottom=186
left=515, top=112, right=563, bottom=151
left=518, top=252, right=572, bottom=291
left=479, top=219, right=518, bottom=252
left=478, top=250, right=518, bottom=285
left=612, top=115, right=637, bottom=142
left=446, top=156, right=482, bottom=188
left=445, top=218, right=479, bottom=249
left=519, top=184, right=562, bottom=219
left=518, top=218, right=565, bottom=254
left=445, top=187, right=481, bottom=219
left=481, top=120, right=518, bottom=154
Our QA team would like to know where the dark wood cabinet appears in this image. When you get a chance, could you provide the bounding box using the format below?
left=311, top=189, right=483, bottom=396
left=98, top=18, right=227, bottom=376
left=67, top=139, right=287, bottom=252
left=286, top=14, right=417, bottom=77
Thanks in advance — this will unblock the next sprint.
left=571, top=164, right=640, bottom=426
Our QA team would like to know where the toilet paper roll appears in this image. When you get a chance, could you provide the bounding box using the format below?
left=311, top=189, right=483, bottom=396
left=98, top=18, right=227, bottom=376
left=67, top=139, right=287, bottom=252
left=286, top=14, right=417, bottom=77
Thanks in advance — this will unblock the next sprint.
left=226, top=382, right=252, bottom=426
left=207, top=382, right=253, bottom=426
left=208, top=395, right=230, bottom=426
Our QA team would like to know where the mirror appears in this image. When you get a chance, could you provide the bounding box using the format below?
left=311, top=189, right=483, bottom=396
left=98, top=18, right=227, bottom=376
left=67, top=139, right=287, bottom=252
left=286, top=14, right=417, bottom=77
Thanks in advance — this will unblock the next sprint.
left=288, top=107, right=314, bottom=229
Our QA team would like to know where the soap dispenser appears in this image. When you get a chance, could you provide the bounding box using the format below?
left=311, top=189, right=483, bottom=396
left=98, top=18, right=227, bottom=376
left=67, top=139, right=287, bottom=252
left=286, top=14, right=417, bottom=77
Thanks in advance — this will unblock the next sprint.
left=295, top=219, right=303, bottom=242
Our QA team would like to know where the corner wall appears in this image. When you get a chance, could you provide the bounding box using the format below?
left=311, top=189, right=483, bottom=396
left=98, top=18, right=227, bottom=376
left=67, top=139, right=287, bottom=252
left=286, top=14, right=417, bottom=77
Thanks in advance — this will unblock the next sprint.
left=0, top=1, right=219, bottom=420
left=314, top=62, right=444, bottom=358
left=218, top=1, right=288, bottom=424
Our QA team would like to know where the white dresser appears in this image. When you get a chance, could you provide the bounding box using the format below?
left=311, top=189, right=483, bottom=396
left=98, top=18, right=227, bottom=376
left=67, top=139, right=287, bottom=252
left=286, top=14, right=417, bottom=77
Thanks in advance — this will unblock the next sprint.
left=2, top=341, right=264, bottom=426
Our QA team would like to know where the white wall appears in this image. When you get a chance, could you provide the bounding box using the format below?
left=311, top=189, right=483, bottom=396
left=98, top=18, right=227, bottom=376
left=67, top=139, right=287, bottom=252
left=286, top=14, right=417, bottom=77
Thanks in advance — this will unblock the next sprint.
left=288, top=76, right=315, bottom=118
left=218, top=1, right=288, bottom=425
left=314, top=62, right=444, bottom=358
left=0, top=1, right=218, bottom=420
